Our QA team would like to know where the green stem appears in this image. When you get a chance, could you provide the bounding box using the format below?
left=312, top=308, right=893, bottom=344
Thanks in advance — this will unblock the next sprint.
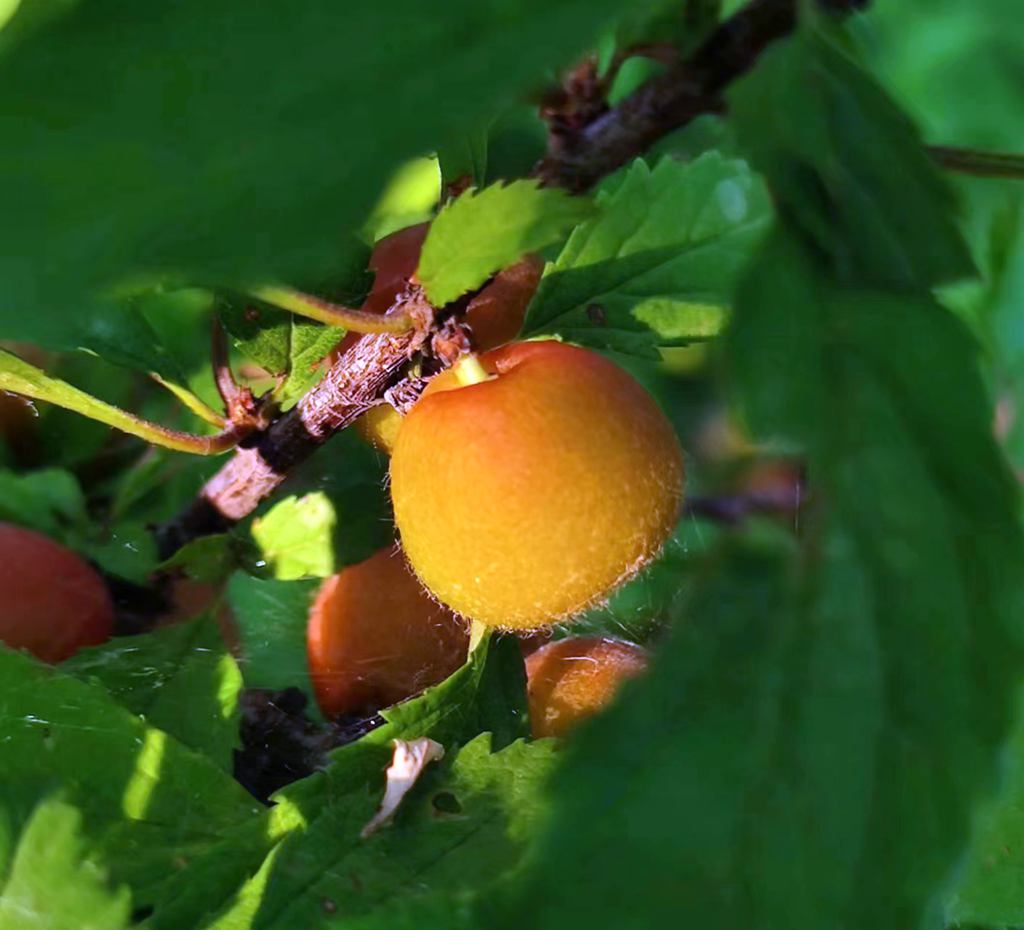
left=150, top=374, right=227, bottom=428
left=928, top=145, right=1024, bottom=180
left=0, top=349, right=248, bottom=455
left=249, top=285, right=415, bottom=333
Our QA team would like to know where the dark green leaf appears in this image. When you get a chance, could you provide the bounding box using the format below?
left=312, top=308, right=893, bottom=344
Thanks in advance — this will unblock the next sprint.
left=729, top=27, right=973, bottom=290
left=722, top=231, right=1024, bottom=927
left=0, top=0, right=629, bottom=318
left=63, top=616, right=242, bottom=770
left=226, top=573, right=319, bottom=701
left=160, top=533, right=239, bottom=584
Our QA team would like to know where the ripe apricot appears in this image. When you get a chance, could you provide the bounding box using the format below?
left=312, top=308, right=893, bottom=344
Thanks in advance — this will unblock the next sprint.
left=390, top=340, right=684, bottom=628
left=526, top=637, right=648, bottom=738
left=307, top=546, right=469, bottom=718
left=0, top=523, right=115, bottom=662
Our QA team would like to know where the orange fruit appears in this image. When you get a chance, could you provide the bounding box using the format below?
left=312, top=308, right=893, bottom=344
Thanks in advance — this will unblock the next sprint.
left=390, top=340, right=684, bottom=628
left=526, top=636, right=648, bottom=738
left=307, top=546, right=469, bottom=718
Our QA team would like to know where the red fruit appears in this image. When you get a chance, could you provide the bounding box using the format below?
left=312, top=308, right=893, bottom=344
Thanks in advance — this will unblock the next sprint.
left=0, top=523, right=115, bottom=662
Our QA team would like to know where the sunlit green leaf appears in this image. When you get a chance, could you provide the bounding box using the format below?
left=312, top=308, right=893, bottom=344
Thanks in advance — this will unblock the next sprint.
left=418, top=181, right=594, bottom=306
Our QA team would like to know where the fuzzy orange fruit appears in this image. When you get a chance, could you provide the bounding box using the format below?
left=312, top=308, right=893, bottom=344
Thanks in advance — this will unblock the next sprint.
left=526, top=636, right=648, bottom=738
left=307, top=546, right=469, bottom=718
left=390, top=340, right=684, bottom=628
left=0, top=523, right=115, bottom=662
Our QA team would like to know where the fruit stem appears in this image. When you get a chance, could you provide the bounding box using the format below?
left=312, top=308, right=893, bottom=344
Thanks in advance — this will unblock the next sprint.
left=249, top=285, right=415, bottom=334
left=452, top=354, right=491, bottom=387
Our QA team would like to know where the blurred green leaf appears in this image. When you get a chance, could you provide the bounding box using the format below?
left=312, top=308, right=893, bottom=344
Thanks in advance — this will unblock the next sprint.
left=0, top=0, right=628, bottom=320
left=729, top=27, right=973, bottom=290
left=251, top=493, right=336, bottom=580
left=945, top=695, right=1024, bottom=926
left=0, top=467, right=87, bottom=537
left=0, top=347, right=231, bottom=454
left=0, top=468, right=156, bottom=582
left=0, top=795, right=131, bottom=930
left=64, top=616, right=242, bottom=771
left=80, top=519, right=157, bottom=585
left=723, top=230, right=1024, bottom=928
left=418, top=180, right=594, bottom=306
left=485, top=532, right=800, bottom=930
left=438, top=129, right=490, bottom=189
left=524, top=153, right=770, bottom=356
left=363, top=157, right=442, bottom=243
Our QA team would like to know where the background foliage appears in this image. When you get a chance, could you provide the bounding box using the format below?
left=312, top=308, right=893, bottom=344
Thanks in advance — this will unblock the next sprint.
left=1, top=1, right=1023, bottom=928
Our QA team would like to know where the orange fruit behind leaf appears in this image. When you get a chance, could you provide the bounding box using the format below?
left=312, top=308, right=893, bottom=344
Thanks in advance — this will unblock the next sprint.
left=526, top=636, right=648, bottom=738
left=307, top=546, right=469, bottom=718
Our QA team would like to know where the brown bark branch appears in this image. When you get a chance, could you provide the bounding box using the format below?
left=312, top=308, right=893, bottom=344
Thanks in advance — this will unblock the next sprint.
left=155, top=291, right=434, bottom=556
left=533, top=0, right=868, bottom=192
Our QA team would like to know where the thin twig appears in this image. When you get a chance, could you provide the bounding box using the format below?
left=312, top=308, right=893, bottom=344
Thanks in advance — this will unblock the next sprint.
left=155, top=291, right=435, bottom=556
left=533, top=0, right=869, bottom=192
left=211, top=315, right=262, bottom=426
left=928, top=145, right=1024, bottom=180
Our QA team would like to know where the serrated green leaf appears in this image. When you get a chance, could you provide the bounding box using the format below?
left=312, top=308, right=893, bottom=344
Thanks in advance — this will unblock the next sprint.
left=523, top=153, right=771, bottom=356
left=729, top=27, right=973, bottom=290
left=0, top=0, right=629, bottom=322
left=63, top=616, right=242, bottom=770
left=219, top=297, right=342, bottom=408
left=0, top=648, right=260, bottom=908
left=418, top=181, right=594, bottom=306
left=275, top=632, right=528, bottom=814
left=0, top=795, right=131, bottom=930
left=276, top=321, right=342, bottom=410
left=210, top=735, right=555, bottom=930
left=219, top=299, right=293, bottom=377
left=145, top=633, right=527, bottom=930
